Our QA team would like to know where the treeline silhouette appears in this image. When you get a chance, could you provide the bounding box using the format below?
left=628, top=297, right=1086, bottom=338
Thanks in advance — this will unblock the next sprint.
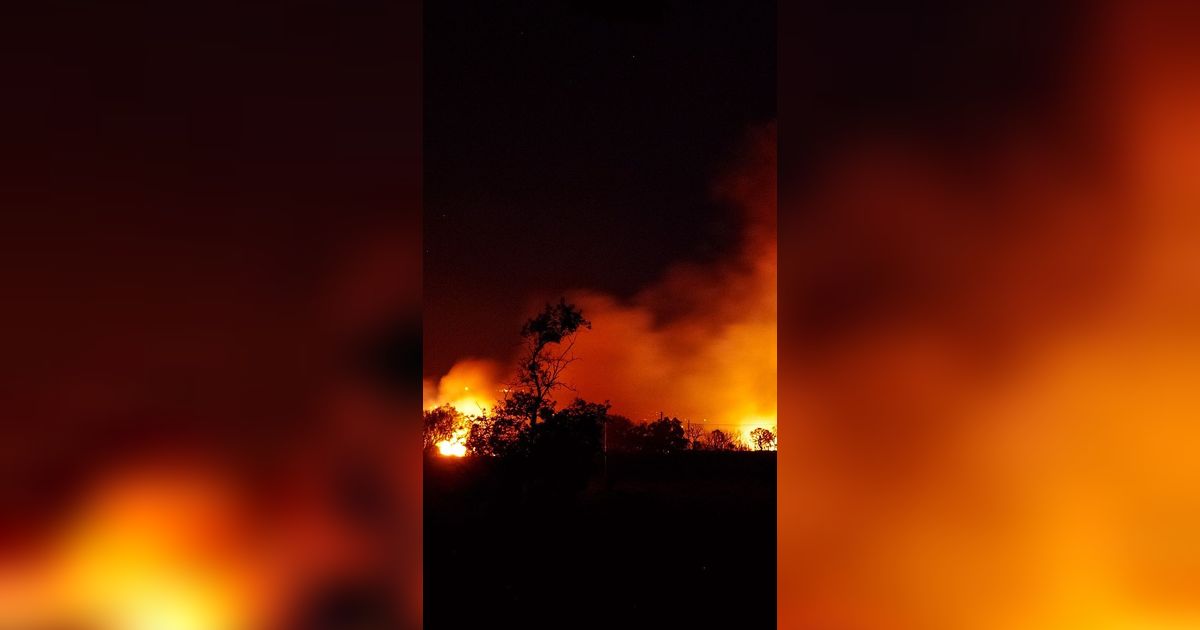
left=427, top=300, right=772, bottom=456
left=424, top=402, right=777, bottom=457
left=425, top=300, right=776, bottom=459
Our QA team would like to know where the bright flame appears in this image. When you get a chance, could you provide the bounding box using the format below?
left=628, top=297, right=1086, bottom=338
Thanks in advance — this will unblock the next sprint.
left=435, top=439, right=467, bottom=457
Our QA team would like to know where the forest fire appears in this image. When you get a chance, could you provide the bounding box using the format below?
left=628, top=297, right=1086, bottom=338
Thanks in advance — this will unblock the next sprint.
left=422, top=361, right=500, bottom=456
left=423, top=126, right=777, bottom=447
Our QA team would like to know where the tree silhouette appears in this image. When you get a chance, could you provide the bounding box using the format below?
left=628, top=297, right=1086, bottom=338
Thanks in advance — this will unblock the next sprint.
left=636, top=416, right=688, bottom=454
left=704, top=428, right=747, bottom=451
left=604, top=414, right=639, bottom=452
left=508, top=299, right=590, bottom=426
left=465, top=407, right=526, bottom=456
left=532, top=399, right=608, bottom=458
left=749, top=427, right=777, bottom=451
left=599, top=415, right=689, bottom=453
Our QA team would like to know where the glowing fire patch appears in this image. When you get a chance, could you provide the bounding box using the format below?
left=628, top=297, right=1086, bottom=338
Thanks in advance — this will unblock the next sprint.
left=41, top=468, right=270, bottom=630
left=740, top=414, right=778, bottom=449
left=435, top=440, right=467, bottom=457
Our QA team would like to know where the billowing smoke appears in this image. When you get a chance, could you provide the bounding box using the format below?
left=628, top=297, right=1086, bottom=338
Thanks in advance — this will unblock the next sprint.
left=421, top=358, right=506, bottom=417
left=565, top=126, right=776, bottom=433
left=423, top=126, right=777, bottom=439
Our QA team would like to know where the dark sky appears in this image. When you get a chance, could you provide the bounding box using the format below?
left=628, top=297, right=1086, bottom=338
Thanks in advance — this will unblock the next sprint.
left=423, top=0, right=777, bottom=376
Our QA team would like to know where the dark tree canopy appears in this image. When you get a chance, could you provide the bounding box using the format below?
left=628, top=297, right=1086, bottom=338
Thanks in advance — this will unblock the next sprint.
left=704, top=428, right=747, bottom=452
left=635, top=417, right=688, bottom=454
left=465, top=411, right=527, bottom=457
left=520, top=299, right=590, bottom=347
left=509, top=299, right=591, bottom=426
left=604, top=415, right=639, bottom=452
left=602, top=415, right=688, bottom=454
left=531, top=398, right=609, bottom=459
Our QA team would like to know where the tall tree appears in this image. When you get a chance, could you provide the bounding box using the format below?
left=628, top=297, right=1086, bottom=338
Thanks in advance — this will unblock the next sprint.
left=508, top=299, right=590, bottom=426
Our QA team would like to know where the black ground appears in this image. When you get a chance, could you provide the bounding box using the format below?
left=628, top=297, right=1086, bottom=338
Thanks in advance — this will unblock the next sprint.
left=424, top=452, right=776, bottom=629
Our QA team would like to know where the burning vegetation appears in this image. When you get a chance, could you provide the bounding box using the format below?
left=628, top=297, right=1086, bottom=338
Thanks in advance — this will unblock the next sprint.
left=423, top=299, right=776, bottom=459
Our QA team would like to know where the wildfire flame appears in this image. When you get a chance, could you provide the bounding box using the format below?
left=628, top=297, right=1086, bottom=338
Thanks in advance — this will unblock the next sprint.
left=435, top=438, right=467, bottom=457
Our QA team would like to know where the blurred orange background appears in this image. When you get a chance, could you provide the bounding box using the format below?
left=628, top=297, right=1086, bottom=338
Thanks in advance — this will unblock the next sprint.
left=0, top=2, right=423, bottom=628
left=780, top=1, right=1200, bottom=628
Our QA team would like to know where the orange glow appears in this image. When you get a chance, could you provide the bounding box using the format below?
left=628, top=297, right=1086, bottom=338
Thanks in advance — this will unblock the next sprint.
left=423, top=358, right=505, bottom=414
left=56, top=471, right=271, bottom=630
left=0, top=466, right=278, bottom=630
left=777, top=3, right=1200, bottom=628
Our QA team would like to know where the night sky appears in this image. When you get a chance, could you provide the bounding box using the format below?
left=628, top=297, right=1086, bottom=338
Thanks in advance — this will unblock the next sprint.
left=423, top=0, right=776, bottom=376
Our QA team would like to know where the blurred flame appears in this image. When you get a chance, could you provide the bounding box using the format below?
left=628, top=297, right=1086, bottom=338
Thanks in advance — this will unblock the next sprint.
left=0, top=465, right=278, bottom=630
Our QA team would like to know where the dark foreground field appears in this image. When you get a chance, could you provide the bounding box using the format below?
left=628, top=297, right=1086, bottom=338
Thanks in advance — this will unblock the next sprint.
left=424, top=451, right=776, bottom=630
